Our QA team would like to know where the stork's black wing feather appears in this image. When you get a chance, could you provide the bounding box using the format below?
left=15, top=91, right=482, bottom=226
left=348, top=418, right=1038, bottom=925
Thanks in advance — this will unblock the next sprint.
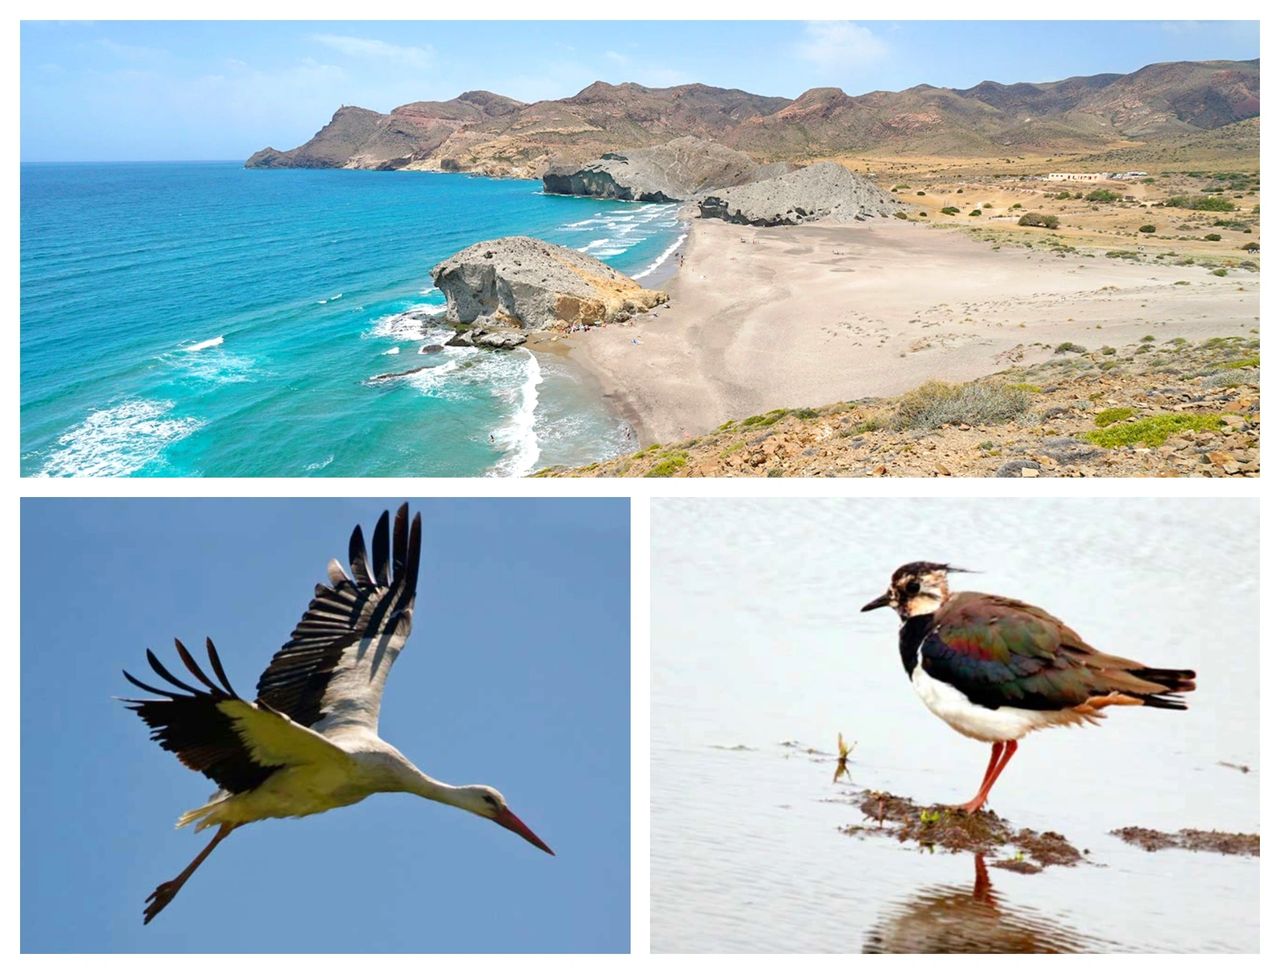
left=123, top=638, right=280, bottom=794
left=254, top=504, right=422, bottom=733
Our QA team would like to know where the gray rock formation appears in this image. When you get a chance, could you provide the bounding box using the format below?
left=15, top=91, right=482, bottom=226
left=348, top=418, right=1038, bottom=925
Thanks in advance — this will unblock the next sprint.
left=698, top=161, right=899, bottom=226
left=430, top=236, right=667, bottom=331
left=542, top=137, right=791, bottom=202
left=445, top=328, right=528, bottom=349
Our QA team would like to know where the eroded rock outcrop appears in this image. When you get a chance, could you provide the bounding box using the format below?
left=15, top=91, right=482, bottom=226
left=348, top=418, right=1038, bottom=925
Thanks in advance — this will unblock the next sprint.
left=542, top=137, right=791, bottom=202
left=430, top=237, right=667, bottom=331
left=698, top=161, right=899, bottom=226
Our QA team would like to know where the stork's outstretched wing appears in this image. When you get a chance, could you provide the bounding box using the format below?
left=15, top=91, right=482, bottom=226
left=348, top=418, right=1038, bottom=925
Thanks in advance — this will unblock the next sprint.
left=254, top=504, right=422, bottom=736
left=122, top=638, right=347, bottom=795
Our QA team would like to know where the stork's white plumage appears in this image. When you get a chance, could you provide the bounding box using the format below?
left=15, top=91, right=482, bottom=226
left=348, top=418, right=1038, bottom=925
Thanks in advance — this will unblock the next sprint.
left=123, top=504, right=553, bottom=925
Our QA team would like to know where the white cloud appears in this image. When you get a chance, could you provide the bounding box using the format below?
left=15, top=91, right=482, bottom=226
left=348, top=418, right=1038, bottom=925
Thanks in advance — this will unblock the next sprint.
left=795, top=21, right=888, bottom=73
left=310, top=34, right=434, bottom=72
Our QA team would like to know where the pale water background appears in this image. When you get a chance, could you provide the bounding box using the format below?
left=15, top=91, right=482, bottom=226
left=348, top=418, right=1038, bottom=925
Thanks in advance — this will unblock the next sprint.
left=20, top=162, right=684, bottom=477
left=652, top=497, right=1259, bottom=952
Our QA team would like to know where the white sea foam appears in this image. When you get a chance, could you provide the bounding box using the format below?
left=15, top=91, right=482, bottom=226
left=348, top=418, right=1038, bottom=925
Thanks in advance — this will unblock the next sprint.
left=37, top=399, right=203, bottom=477
left=368, top=306, right=441, bottom=342
left=382, top=347, right=402, bottom=355
left=162, top=345, right=257, bottom=385
left=489, top=349, right=542, bottom=478
left=635, top=230, right=688, bottom=281
left=183, top=335, right=224, bottom=352
left=305, top=455, right=334, bottom=473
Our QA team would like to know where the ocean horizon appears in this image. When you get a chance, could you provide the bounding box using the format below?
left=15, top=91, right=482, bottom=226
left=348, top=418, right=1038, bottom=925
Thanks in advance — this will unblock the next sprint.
left=20, top=161, right=684, bottom=477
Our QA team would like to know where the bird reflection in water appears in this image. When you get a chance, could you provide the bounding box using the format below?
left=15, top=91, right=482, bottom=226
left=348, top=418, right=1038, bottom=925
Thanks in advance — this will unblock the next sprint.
left=863, top=854, right=1096, bottom=953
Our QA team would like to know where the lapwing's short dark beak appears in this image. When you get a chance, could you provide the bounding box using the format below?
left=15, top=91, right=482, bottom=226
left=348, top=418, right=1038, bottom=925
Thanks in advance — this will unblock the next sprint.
left=861, top=591, right=893, bottom=612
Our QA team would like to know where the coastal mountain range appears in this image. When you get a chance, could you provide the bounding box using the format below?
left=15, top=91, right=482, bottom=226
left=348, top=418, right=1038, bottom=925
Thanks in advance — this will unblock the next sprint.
left=246, top=58, right=1259, bottom=177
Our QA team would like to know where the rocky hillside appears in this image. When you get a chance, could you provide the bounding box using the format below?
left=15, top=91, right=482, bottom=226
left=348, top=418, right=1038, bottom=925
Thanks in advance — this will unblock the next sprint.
left=698, top=161, right=898, bottom=225
left=539, top=335, right=1259, bottom=478
left=247, top=59, right=1259, bottom=176
left=542, top=137, right=789, bottom=202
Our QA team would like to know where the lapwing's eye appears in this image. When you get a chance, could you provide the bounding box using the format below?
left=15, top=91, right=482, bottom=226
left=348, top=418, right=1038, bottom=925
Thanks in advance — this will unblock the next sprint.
left=905, top=580, right=921, bottom=595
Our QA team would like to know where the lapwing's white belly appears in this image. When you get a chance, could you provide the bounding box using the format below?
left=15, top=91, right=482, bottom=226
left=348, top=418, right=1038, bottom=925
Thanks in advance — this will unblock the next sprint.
left=910, top=662, right=1061, bottom=742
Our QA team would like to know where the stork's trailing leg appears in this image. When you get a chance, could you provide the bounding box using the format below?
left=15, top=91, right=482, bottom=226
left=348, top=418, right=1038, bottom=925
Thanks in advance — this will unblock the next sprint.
left=958, top=741, right=1018, bottom=815
left=143, top=824, right=235, bottom=924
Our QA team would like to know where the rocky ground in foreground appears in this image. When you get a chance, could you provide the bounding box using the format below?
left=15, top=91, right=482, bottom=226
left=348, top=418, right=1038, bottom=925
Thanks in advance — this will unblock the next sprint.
left=539, top=334, right=1259, bottom=478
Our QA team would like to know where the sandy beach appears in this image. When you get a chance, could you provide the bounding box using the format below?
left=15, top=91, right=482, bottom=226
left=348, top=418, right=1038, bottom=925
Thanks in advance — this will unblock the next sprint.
left=561, top=219, right=1260, bottom=444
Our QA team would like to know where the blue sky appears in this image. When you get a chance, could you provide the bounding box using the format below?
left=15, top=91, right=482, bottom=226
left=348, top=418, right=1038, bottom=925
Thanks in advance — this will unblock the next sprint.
left=21, top=497, right=630, bottom=952
left=20, top=20, right=1259, bottom=161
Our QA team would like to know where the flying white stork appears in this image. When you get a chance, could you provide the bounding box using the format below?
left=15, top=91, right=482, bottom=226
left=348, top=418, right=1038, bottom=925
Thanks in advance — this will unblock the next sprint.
left=122, top=503, right=553, bottom=925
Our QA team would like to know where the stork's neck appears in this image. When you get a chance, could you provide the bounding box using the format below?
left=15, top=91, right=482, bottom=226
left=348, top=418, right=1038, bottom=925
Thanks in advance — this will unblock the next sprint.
left=400, top=767, right=467, bottom=808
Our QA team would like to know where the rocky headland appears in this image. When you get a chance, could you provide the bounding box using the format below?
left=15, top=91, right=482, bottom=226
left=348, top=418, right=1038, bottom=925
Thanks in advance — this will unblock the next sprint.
left=429, top=236, right=667, bottom=333
left=697, top=161, right=899, bottom=226
left=542, top=136, right=791, bottom=202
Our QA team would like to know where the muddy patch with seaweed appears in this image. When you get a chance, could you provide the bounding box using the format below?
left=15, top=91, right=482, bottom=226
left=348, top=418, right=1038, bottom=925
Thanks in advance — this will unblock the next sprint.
left=1111, top=826, right=1259, bottom=857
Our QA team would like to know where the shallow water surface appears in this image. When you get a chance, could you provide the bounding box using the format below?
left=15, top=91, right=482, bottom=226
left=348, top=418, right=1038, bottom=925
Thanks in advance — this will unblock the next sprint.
left=651, top=498, right=1259, bottom=953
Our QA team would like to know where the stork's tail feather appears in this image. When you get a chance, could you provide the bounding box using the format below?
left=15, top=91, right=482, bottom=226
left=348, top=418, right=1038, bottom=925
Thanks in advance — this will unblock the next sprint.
left=1130, top=666, right=1197, bottom=710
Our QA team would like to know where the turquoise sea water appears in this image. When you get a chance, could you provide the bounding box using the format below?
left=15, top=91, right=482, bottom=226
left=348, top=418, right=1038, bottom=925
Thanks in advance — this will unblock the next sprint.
left=20, top=162, right=683, bottom=476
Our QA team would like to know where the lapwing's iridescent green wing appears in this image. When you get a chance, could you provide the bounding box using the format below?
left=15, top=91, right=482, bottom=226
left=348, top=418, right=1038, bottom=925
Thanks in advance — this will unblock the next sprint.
left=922, top=592, right=1127, bottom=711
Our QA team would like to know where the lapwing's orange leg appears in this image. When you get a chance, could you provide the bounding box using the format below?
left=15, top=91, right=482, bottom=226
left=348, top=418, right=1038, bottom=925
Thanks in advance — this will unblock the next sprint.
left=959, top=742, right=1006, bottom=814
left=963, top=740, right=1020, bottom=814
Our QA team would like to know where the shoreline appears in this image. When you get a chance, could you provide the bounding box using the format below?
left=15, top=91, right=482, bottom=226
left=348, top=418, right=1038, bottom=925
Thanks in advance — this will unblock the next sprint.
left=560, top=217, right=1261, bottom=446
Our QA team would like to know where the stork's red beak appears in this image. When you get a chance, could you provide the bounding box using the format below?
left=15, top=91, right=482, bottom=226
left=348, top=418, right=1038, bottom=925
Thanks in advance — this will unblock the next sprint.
left=495, top=807, right=555, bottom=856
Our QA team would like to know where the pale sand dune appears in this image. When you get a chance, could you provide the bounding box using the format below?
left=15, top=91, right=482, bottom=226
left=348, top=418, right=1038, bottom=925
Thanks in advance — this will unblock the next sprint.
left=555, top=219, right=1259, bottom=444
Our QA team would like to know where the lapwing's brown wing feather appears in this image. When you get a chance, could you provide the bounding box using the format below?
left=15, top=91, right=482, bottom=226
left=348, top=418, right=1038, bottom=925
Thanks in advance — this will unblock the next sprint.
left=926, top=592, right=1195, bottom=712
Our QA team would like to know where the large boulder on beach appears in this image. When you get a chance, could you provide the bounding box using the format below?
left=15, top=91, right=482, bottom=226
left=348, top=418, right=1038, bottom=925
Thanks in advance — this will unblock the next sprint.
left=542, top=137, right=791, bottom=203
left=430, top=236, right=668, bottom=331
left=698, top=161, right=899, bottom=226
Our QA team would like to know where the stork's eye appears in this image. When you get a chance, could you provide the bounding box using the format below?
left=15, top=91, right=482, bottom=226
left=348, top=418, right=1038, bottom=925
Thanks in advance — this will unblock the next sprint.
left=905, top=580, right=921, bottom=595
left=483, top=795, right=499, bottom=808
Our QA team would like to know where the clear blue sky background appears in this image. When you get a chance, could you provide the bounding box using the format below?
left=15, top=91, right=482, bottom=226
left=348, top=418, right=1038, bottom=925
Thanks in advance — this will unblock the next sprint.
left=20, top=20, right=1259, bottom=161
left=21, top=497, right=630, bottom=952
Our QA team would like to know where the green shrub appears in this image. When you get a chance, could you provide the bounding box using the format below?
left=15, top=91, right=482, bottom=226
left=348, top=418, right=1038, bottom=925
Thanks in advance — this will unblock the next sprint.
left=1010, top=203, right=1023, bottom=210
left=1139, top=224, right=1156, bottom=234
left=1242, top=241, right=1260, bottom=252
left=645, top=451, right=688, bottom=477
left=739, top=409, right=789, bottom=429
left=968, top=209, right=983, bottom=217
left=940, top=206, right=961, bottom=216
left=1083, top=414, right=1224, bottom=448
left=890, top=381, right=1030, bottom=430
left=1204, top=233, right=1222, bottom=241
left=1211, top=268, right=1229, bottom=277
left=1166, top=194, right=1236, bottom=212
left=1219, top=355, right=1260, bottom=369
left=1085, top=188, right=1121, bottom=203
left=916, top=191, right=926, bottom=196
left=1018, top=212, right=1059, bottom=229
left=1054, top=341, right=1086, bottom=354
left=1094, top=407, right=1135, bottom=427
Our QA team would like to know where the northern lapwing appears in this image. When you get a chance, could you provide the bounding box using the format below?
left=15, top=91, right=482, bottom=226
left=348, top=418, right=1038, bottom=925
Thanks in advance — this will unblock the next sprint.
left=861, top=562, right=1196, bottom=813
